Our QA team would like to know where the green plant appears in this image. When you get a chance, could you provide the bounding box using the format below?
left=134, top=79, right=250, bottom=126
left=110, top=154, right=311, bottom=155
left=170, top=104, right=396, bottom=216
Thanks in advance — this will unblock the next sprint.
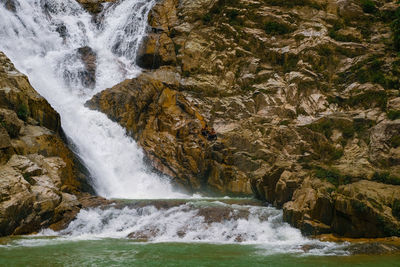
left=328, top=21, right=361, bottom=42
left=392, top=6, right=400, bottom=51
left=314, top=167, right=353, bottom=186
left=390, top=135, right=400, bottom=148
left=202, top=13, right=212, bottom=24
left=353, top=201, right=368, bottom=213
left=393, top=199, right=400, bottom=220
left=387, top=110, right=400, bottom=120
left=360, top=0, right=377, bottom=14
left=264, top=21, right=291, bottom=35
left=17, top=104, right=29, bottom=121
left=348, top=90, right=388, bottom=111
left=372, top=172, right=400, bottom=185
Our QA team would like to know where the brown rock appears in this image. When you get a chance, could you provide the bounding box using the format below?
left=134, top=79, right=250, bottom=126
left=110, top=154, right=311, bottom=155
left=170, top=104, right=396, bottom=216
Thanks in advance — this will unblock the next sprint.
left=77, top=46, right=97, bottom=88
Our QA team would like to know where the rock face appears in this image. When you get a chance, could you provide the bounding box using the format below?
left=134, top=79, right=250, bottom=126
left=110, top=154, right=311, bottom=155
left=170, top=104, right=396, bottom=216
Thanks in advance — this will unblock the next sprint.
left=75, top=0, right=116, bottom=14
left=77, top=46, right=97, bottom=88
left=88, top=0, right=400, bottom=237
left=0, top=52, right=90, bottom=236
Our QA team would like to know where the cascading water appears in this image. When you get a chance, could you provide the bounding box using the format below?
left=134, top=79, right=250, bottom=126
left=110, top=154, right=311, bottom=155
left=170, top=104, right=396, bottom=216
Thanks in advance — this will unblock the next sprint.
left=0, top=0, right=347, bottom=257
left=0, top=0, right=185, bottom=199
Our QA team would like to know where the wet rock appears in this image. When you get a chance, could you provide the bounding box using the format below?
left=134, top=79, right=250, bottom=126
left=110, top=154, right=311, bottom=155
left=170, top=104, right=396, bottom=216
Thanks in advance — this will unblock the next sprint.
left=2, top=0, right=18, bottom=12
left=136, top=33, right=176, bottom=69
left=89, top=0, right=400, bottom=238
left=0, top=51, right=91, bottom=237
left=75, top=0, right=117, bottom=14
left=77, top=46, right=97, bottom=89
left=0, top=155, right=82, bottom=236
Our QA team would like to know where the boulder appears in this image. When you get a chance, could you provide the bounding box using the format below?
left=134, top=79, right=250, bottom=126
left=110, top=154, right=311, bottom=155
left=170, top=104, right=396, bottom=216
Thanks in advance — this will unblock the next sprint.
left=77, top=46, right=97, bottom=88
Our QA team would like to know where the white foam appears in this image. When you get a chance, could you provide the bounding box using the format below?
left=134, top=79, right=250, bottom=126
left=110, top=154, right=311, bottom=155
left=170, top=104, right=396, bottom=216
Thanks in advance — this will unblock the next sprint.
left=23, top=202, right=346, bottom=255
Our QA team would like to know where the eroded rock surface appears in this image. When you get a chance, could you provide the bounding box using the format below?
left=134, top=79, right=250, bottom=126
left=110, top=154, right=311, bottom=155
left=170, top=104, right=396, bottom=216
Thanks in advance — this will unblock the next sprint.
left=75, top=0, right=116, bottom=14
left=0, top=52, right=91, bottom=236
left=88, top=0, right=400, bottom=237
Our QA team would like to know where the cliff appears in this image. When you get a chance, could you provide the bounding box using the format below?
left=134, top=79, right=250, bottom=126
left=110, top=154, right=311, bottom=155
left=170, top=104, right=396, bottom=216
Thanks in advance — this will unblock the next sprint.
left=0, top=52, right=92, bottom=236
left=87, top=0, right=400, bottom=237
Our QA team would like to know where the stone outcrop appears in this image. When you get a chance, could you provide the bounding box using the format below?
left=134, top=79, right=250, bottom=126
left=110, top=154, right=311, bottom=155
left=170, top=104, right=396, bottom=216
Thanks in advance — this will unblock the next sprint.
left=75, top=0, right=116, bottom=14
left=88, top=0, right=400, bottom=237
left=77, top=46, right=97, bottom=88
left=0, top=52, right=91, bottom=236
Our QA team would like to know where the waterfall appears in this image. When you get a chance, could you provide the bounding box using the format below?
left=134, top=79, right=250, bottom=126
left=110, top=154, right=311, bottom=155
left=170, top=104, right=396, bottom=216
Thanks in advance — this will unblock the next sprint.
left=0, top=0, right=186, bottom=199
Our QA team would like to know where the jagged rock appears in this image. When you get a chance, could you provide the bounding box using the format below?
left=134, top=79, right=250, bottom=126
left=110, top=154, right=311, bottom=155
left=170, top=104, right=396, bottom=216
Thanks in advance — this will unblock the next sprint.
left=75, top=0, right=116, bottom=14
left=0, top=155, right=82, bottom=236
left=0, top=51, right=91, bottom=236
left=77, top=46, right=97, bottom=88
left=88, top=0, right=400, bottom=238
left=136, top=33, right=176, bottom=69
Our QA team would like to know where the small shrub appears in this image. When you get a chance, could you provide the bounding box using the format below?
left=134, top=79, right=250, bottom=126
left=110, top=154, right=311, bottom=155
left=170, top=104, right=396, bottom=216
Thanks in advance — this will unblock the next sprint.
left=392, top=6, right=400, bottom=51
left=348, top=90, right=388, bottom=111
left=360, top=0, right=377, bottom=14
left=390, top=135, right=400, bottom=148
left=315, top=167, right=352, bottom=186
left=17, top=104, right=29, bottom=121
left=387, top=110, right=400, bottom=120
left=353, top=201, right=368, bottom=213
left=372, top=172, right=400, bottom=185
left=264, top=21, right=291, bottom=35
left=392, top=199, right=400, bottom=220
left=202, top=13, right=212, bottom=24
left=315, top=167, right=340, bottom=186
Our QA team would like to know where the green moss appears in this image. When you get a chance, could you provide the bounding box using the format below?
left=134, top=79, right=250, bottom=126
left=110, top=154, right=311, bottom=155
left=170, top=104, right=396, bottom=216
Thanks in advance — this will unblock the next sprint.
left=360, top=0, right=377, bottom=14
left=279, top=120, right=290, bottom=126
left=202, top=13, right=212, bottom=24
left=318, top=46, right=333, bottom=57
left=17, top=104, right=29, bottom=121
left=314, top=167, right=352, bottom=187
left=347, top=90, right=388, bottom=111
left=264, top=0, right=325, bottom=9
left=306, top=118, right=354, bottom=139
left=387, top=110, right=400, bottom=120
left=392, top=6, right=400, bottom=51
left=329, top=29, right=361, bottom=43
left=390, top=135, right=400, bottom=148
left=353, top=201, right=368, bottom=213
left=337, top=55, right=400, bottom=90
left=392, top=199, right=400, bottom=220
left=264, top=21, right=292, bottom=35
left=328, top=21, right=361, bottom=43
left=372, top=172, right=400, bottom=185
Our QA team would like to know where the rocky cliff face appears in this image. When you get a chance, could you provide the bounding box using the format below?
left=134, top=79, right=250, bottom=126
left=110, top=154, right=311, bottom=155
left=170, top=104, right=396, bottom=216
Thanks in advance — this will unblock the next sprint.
left=87, top=0, right=400, bottom=237
left=0, top=52, right=91, bottom=236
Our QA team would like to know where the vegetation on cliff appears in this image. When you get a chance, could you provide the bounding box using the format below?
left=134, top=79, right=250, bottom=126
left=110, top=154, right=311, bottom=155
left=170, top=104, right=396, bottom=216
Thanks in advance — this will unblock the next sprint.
left=87, top=0, right=400, bottom=238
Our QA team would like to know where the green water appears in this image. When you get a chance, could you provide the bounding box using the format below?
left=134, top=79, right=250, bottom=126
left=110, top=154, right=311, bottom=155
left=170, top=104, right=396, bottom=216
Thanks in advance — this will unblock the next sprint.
left=1, top=238, right=399, bottom=267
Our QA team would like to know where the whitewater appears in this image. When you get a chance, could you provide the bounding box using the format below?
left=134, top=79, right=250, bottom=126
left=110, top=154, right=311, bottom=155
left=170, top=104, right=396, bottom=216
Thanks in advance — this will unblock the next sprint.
left=0, top=0, right=347, bottom=255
